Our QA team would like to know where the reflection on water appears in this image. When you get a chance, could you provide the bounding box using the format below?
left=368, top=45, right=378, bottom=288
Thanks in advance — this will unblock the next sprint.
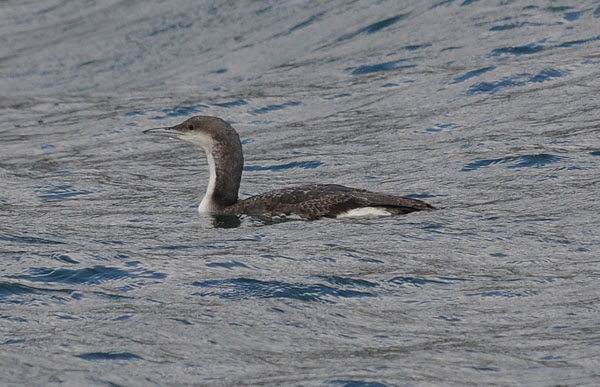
left=211, top=214, right=242, bottom=228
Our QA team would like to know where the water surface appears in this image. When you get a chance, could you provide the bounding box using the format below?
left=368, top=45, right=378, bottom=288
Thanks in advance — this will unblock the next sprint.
left=1, top=1, right=600, bottom=385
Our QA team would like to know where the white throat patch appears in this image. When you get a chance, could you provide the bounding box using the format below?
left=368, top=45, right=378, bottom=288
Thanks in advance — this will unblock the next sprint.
left=183, top=132, right=219, bottom=213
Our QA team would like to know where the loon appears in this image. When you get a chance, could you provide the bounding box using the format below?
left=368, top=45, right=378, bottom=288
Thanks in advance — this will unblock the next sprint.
left=143, top=116, right=434, bottom=220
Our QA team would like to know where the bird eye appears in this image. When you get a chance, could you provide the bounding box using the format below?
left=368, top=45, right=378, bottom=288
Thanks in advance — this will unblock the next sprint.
left=188, top=124, right=193, bottom=130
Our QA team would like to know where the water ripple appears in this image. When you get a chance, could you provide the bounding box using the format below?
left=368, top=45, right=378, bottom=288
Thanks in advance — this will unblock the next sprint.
left=244, top=160, right=323, bottom=172
left=151, top=103, right=208, bottom=120
left=426, top=123, right=458, bottom=133
left=328, top=380, right=389, bottom=387
left=0, top=281, right=76, bottom=304
left=318, top=276, right=378, bottom=288
left=491, top=43, right=545, bottom=57
left=36, top=185, right=93, bottom=200
left=7, top=265, right=166, bottom=286
left=468, top=69, right=569, bottom=95
left=336, top=14, right=408, bottom=43
left=452, top=66, right=495, bottom=84
left=212, top=99, right=248, bottom=108
left=0, top=281, right=38, bottom=298
left=192, top=277, right=377, bottom=302
left=563, top=11, right=581, bottom=21
left=466, top=289, right=539, bottom=298
left=286, top=12, right=325, bottom=34
left=0, top=232, right=64, bottom=245
left=489, top=22, right=541, bottom=31
left=251, top=101, right=301, bottom=115
left=324, top=93, right=352, bottom=100
left=430, top=0, right=453, bottom=9
left=47, top=253, right=79, bottom=264
left=462, top=154, right=565, bottom=172
left=559, top=34, right=600, bottom=48
left=388, top=276, right=451, bottom=287
left=351, top=61, right=416, bottom=75
left=76, top=352, right=143, bottom=361
left=205, top=261, right=250, bottom=270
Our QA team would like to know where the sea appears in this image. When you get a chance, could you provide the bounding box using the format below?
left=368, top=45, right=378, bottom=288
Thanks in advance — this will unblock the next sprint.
left=1, top=0, right=599, bottom=386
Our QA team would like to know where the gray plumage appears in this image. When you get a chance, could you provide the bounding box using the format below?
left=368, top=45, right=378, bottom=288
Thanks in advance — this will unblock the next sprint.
left=143, top=116, right=434, bottom=219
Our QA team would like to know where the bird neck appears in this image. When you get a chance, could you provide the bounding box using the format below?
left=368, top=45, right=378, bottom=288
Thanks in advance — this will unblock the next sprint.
left=198, top=138, right=243, bottom=213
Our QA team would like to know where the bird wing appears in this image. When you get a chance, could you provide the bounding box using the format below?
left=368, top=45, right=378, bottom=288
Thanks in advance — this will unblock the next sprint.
left=225, top=192, right=368, bottom=219
left=349, top=191, right=435, bottom=214
left=223, top=184, right=433, bottom=219
left=273, top=194, right=369, bottom=220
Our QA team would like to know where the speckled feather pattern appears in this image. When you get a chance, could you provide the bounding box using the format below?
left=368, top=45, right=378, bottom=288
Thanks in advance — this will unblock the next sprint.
left=222, top=184, right=434, bottom=219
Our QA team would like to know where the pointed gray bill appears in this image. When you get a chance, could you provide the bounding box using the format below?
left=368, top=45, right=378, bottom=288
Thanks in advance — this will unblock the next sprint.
left=142, top=125, right=183, bottom=137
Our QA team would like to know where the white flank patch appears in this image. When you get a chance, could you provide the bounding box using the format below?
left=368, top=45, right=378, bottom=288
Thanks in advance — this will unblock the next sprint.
left=275, top=213, right=304, bottom=220
left=336, top=207, right=392, bottom=218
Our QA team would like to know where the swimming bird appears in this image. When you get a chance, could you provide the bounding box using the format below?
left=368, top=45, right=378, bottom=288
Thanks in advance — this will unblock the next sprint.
left=143, top=116, right=434, bottom=219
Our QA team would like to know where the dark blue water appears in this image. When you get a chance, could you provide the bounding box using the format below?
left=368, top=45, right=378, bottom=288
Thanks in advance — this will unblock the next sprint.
left=1, top=1, right=600, bottom=385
